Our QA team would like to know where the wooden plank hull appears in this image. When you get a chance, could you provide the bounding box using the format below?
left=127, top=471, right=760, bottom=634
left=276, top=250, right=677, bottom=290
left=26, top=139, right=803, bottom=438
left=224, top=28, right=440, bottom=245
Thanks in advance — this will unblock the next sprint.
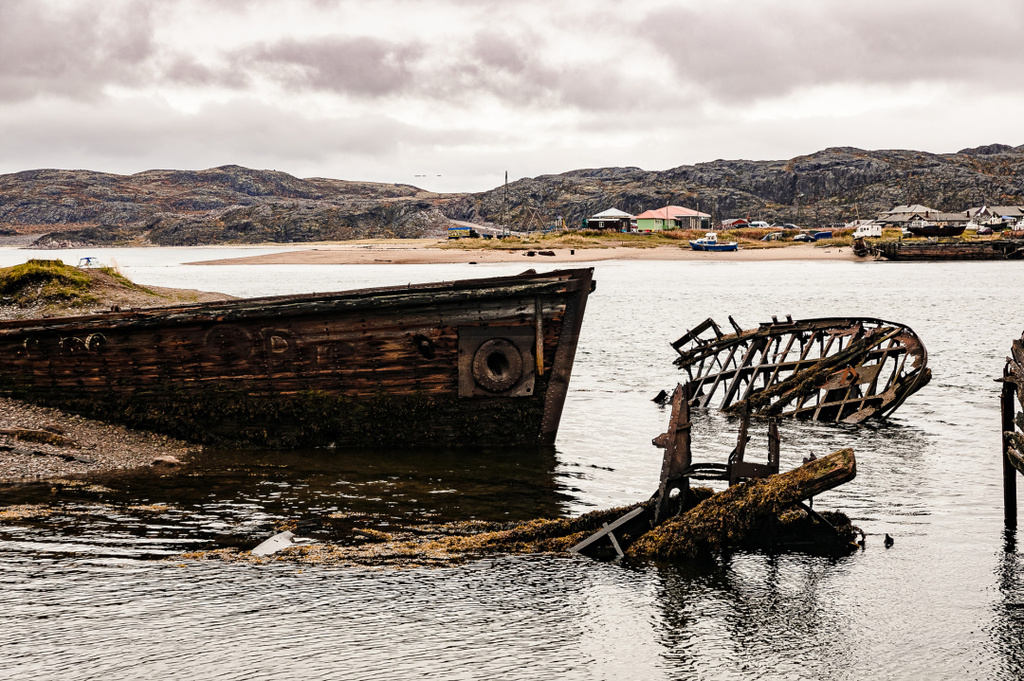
left=672, top=316, right=930, bottom=423
left=868, top=239, right=1024, bottom=260
left=906, top=225, right=966, bottom=238
left=0, top=268, right=594, bottom=448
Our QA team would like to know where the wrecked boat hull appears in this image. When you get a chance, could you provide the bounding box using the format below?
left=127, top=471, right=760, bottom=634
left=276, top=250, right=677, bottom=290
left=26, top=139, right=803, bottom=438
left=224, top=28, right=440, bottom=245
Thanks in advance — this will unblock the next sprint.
left=860, top=238, right=1024, bottom=260
left=0, top=268, right=594, bottom=448
left=671, top=316, right=930, bottom=423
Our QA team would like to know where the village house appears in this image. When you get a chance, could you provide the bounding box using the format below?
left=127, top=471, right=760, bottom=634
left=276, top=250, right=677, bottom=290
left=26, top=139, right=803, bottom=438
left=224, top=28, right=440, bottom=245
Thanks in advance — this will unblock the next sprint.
left=877, top=204, right=940, bottom=227
left=968, top=205, right=1024, bottom=227
left=583, top=207, right=633, bottom=231
left=634, top=205, right=711, bottom=232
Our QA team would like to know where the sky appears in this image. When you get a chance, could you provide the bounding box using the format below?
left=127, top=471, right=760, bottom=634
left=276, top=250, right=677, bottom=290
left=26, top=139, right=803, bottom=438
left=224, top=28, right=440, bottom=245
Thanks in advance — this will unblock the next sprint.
left=2, top=0, right=1023, bottom=193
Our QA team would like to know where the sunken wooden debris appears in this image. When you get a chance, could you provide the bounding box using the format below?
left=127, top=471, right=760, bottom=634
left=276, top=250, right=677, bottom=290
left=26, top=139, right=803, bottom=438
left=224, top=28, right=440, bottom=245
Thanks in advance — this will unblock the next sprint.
left=0, top=268, right=594, bottom=448
left=670, top=316, right=931, bottom=423
left=570, top=384, right=858, bottom=560
left=1000, top=332, right=1024, bottom=528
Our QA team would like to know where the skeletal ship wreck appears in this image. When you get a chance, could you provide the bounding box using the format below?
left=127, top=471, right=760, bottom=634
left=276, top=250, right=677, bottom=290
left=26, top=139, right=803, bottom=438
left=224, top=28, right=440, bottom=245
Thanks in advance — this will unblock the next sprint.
left=0, top=268, right=594, bottom=448
left=671, top=316, right=930, bottom=423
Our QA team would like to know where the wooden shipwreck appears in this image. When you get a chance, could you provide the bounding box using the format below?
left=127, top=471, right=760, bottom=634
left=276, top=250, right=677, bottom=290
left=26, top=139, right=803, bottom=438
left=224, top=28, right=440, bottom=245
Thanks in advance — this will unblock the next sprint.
left=0, top=268, right=594, bottom=448
left=570, top=384, right=859, bottom=561
left=856, top=237, right=1024, bottom=260
left=671, top=316, right=930, bottom=423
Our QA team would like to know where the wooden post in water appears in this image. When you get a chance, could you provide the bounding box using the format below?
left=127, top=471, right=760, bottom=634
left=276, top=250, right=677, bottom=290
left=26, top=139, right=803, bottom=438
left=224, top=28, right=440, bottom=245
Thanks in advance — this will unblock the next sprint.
left=653, top=384, right=692, bottom=524
left=1002, top=374, right=1018, bottom=529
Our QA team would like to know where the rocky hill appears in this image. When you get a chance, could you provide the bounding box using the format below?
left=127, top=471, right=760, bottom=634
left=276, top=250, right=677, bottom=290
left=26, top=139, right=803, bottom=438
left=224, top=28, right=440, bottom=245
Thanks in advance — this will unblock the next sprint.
left=0, top=165, right=454, bottom=247
left=2, top=145, right=1023, bottom=246
left=447, top=144, right=1024, bottom=228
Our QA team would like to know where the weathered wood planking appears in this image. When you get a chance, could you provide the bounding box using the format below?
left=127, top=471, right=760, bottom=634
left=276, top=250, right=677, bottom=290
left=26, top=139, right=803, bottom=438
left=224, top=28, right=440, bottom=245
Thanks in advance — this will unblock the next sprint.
left=0, top=268, right=594, bottom=448
left=868, top=239, right=1024, bottom=261
left=672, top=316, right=930, bottom=423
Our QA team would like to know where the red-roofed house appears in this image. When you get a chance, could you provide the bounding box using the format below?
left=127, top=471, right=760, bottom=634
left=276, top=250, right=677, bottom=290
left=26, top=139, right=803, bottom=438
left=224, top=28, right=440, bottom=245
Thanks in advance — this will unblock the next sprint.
left=634, top=205, right=711, bottom=231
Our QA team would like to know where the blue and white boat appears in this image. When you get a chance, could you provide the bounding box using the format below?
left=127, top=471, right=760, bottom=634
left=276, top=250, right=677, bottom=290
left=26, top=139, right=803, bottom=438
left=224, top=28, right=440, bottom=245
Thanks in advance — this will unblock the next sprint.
left=689, top=232, right=738, bottom=252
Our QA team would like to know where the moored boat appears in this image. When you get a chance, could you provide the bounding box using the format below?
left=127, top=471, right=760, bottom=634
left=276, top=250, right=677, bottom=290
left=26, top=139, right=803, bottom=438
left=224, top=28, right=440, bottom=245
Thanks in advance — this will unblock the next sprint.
left=906, top=221, right=966, bottom=238
left=689, top=233, right=738, bottom=252
left=0, top=268, right=595, bottom=448
left=861, top=238, right=1024, bottom=260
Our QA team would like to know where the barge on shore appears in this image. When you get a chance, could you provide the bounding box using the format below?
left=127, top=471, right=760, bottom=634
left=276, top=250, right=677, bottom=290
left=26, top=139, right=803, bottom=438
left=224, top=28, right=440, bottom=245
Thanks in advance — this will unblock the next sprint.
left=856, top=237, right=1024, bottom=260
left=0, top=268, right=594, bottom=448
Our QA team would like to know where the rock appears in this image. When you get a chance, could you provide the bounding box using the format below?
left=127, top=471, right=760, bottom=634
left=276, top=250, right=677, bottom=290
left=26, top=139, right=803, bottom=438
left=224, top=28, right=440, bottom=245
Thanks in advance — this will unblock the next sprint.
left=0, top=165, right=452, bottom=246
left=446, top=145, right=1024, bottom=228
left=2, top=147, right=1024, bottom=241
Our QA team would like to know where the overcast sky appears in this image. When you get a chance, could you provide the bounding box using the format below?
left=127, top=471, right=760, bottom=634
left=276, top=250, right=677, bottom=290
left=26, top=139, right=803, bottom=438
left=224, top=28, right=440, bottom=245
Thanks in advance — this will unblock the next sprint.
left=2, top=0, right=1022, bottom=192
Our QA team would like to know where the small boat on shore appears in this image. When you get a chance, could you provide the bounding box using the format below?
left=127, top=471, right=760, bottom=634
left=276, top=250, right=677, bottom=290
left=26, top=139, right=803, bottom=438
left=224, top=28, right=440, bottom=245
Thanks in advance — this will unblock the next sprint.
left=906, top=222, right=966, bottom=238
left=689, top=233, right=738, bottom=252
left=0, top=268, right=595, bottom=448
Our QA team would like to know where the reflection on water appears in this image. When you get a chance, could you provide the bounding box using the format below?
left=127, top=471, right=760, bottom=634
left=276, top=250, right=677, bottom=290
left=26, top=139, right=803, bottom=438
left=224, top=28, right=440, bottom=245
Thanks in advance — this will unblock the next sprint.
left=4, top=251, right=1024, bottom=679
left=1, top=446, right=566, bottom=560
left=991, top=533, right=1024, bottom=677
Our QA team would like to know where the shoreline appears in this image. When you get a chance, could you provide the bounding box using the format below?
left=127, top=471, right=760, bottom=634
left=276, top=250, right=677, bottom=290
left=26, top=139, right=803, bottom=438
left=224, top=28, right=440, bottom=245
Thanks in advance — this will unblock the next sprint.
left=188, top=239, right=860, bottom=266
left=0, top=396, right=198, bottom=484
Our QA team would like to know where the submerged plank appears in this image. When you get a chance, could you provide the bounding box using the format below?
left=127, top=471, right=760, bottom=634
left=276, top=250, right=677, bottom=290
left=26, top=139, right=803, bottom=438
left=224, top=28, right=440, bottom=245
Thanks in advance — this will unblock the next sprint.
left=628, top=448, right=857, bottom=560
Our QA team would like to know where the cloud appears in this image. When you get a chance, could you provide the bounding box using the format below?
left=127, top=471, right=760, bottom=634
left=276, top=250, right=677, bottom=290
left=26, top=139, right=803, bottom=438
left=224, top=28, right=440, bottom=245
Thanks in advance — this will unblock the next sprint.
left=645, top=0, right=1024, bottom=101
left=238, top=36, right=424, bottom=96
left=0, top=0, right=156, bottom=102
left=1, top=0, right=1022, bottom=192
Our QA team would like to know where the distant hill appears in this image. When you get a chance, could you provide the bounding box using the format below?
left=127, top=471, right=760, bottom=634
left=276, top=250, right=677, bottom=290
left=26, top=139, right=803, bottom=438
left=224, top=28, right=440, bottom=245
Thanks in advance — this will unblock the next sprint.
left=1, top=146, right=1023, bottom=246
left=445, top=145, right=1024, bottom=229
left=0, top=165, right=455, bottom=246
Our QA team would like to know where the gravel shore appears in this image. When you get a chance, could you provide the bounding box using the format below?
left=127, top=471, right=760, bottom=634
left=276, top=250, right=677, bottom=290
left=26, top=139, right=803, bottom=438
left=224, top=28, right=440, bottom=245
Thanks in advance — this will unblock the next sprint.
left=0, top=395, right=198, bottom=483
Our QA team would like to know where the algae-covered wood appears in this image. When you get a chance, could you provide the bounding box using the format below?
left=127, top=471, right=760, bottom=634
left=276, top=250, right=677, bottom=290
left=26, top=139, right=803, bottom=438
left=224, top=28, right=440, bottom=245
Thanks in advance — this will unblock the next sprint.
left=628, top=448, right=857, bottom=560
left=0, top=268, right=594, bottom=448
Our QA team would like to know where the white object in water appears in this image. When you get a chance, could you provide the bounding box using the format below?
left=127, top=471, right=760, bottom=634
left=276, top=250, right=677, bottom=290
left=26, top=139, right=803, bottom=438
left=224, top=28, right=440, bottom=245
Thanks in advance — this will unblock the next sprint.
left=251, top=530, right=318, bottom=556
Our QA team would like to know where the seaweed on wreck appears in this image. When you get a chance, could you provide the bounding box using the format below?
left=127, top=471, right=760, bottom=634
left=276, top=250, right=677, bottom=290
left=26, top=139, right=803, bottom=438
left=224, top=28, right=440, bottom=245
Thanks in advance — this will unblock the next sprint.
left=628, top=449, right=859, bottom=560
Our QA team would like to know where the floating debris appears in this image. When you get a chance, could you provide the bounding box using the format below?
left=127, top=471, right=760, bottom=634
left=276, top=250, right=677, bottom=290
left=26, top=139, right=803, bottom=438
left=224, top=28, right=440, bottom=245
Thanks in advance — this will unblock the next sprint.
left=671, top=316, right=930, bottom=423
left=251, top=530, right=319, bottom=556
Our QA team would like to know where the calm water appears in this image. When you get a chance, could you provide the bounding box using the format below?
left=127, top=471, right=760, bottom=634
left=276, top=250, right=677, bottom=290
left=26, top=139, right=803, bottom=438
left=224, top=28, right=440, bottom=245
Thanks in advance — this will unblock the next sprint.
left=2, top=246, right=1024, bottom=680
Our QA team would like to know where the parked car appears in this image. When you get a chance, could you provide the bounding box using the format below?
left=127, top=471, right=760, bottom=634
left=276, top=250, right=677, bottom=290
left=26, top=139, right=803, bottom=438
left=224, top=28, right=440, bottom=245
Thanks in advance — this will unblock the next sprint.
left=793, top=233, right=814, bottom=242
left=977, top=226, right=994, bottom=235
left=812, top=231, right=833, bottom=241
left=749, top=221, right=771, bottom=229
left=761, top=232, right=784, bottom=241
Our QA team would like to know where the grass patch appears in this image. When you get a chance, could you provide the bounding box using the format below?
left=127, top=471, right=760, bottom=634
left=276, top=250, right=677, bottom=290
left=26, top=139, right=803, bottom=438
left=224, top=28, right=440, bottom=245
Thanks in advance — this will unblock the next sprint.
left=98, top=265, right=156, bottom=295
left=0, top=259, right=97, bottom=308
left=0, top=258, right=159, bottom=313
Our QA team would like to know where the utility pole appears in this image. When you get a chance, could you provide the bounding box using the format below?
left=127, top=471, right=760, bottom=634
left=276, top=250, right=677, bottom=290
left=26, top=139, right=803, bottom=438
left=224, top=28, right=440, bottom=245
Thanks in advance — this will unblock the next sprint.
left=503, top=171, right=509, bottom=236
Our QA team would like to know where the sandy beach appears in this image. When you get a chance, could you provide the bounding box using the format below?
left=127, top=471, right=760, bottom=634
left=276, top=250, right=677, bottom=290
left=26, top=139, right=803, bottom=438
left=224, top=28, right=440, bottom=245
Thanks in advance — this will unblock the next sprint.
left=189, top=239, right=860, bottom=266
